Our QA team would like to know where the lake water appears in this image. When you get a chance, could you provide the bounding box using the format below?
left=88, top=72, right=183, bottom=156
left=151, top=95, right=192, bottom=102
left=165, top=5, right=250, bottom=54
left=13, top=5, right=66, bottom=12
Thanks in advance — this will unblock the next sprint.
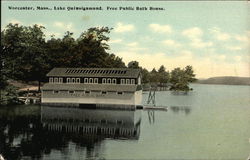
left=0, top=84, right=249, bottom=160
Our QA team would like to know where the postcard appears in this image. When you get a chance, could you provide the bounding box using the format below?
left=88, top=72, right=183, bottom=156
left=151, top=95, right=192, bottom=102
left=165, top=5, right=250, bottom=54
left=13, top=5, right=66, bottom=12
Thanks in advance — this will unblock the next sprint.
left=1, top=1, right=250, bottom=160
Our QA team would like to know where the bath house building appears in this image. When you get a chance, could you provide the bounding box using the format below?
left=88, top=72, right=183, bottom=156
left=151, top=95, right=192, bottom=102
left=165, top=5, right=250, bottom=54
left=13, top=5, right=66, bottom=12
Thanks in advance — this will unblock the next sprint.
left=41, top=68, right=142, bottom=109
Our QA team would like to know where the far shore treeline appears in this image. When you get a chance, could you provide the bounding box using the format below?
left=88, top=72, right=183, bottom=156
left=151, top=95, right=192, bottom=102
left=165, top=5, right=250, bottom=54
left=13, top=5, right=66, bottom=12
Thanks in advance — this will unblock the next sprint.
left=1, top=23, right=196, bottom=105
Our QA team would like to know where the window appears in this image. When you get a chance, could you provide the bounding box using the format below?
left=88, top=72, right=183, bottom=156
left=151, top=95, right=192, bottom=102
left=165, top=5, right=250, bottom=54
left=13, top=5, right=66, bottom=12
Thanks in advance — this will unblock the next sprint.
left=89, top=78, right=93, bottom=83
left=121, top=79, right=125, bottom=84
left=72, top=78, right=75, bottom=83
left=54, top=78, right=58, bottom=83
left=126, top=79, right=130, bottom=85
left=85, top=91, right=90, bottom=94
left=69, top=91, right=75, bottom=94
left=117, top=120, right=123, bottom=124
left=53, top=90, right=59, bottom=94
left=76, top=78, right=80, bottom=83
left=94, top=78, right=98, bottom=84
left=101, top=91, right=107, bottom=95
left=49, top=78, right=53, bottom=83
left=117, top=91, right=123, bottom=95
left=131, top=79, right=135, bottom=84
left=112, top=78, right=116, bottom=84
left=101, top=119, right=107, bottom=123
left=84, top=78, right=88, bottom=84
left=107, top=78, right=111, bottom=84
left=102, top=78, right=106, bottom=84
left=59, top=78, right=63, bottom=83
left=67, top=78, right=71, bottom=83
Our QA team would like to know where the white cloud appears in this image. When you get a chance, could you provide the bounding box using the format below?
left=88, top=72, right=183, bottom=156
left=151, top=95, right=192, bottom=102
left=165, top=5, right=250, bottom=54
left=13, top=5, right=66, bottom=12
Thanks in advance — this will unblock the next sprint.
left=9, top=19, right=22, bottom=24
left=126, top=46, right=147, bottom=51
left=53, top=22, right=74, bottom=31
left=182, top=27, right=213, bottom=48
left=108, top=39, right=123, bottom=44
left=182, top=27, right=203, bottom=39
left=217, top=33, right=231, bottom=41
left=149, top=24, right=172, bottom=34
left=190, top=39, right=213, bottom=48
left=226, top=46, right=242, bottom=51
left=235, top=35, right=249, bottom=43
left=162, top=39, right=181, bottom=48
left=127, top=42, right=138, bottom=47
left=210, top=27, right=231, bottom=41
left=180, top=50, right=193, bottom=58
left=114, top=22, right=134, bottom=33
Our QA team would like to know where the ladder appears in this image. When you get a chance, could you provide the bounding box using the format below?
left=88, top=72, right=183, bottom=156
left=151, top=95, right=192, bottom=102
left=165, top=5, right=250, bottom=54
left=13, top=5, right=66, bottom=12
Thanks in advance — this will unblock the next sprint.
left=147, top=86, right=156, bottom=106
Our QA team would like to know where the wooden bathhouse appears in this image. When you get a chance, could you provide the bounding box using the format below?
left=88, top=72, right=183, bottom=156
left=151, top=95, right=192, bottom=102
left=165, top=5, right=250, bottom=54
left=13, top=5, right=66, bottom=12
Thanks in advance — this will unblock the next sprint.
left=41, top=68, right=142, bottom=109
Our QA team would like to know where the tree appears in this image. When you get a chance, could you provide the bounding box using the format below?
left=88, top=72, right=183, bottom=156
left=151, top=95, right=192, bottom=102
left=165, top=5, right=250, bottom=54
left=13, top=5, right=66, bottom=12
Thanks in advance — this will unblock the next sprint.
left=75, top=27, right=125, bottom=68
left=141, top=68, right=150, bottom=83
left=1, top=23, right=49, bottom=91
left=184, top=65, right=197, bottom=83
left=149, top=68, right=158, bottom=83
left=46, top=31, right=77, bottom=68
left=128, top=61, right=139, bottom=69
left=157, top=65, right=170, bottom=84
left=169, top=66, right=196, bottom=91
left=0, top=31, right=8, bottom=90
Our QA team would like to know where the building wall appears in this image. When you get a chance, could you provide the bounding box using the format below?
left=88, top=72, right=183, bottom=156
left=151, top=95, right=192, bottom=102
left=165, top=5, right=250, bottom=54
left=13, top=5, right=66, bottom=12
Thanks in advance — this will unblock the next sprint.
left=41, top=90, right=139, bottom=105
left=134, top=90, right=142, bottom=105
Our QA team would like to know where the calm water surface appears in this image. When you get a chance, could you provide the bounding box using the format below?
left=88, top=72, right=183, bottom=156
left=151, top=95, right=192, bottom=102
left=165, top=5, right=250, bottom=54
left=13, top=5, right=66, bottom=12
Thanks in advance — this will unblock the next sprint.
left=0, top=84, right=249, bottom=160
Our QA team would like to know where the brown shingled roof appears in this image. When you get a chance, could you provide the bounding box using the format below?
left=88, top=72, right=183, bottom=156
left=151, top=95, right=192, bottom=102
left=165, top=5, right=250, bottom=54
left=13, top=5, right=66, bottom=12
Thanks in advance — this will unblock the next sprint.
left=46, top=68, right=141, bottom=78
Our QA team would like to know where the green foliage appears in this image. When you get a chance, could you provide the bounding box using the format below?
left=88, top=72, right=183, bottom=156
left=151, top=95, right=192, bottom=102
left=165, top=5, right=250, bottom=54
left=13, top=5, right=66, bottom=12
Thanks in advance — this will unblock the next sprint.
left=128, top=61, right=139, bottom=69
left=0, top=84, right=19, bottom=105
left=1, top=24, right=126, bottom=90
left=184, top=65, right=197, bottom=82
left=2, top=24, right=49, bottom=85
left=127, top=62, right=171, bottom=84
left=147, top=66, right=170, bottom=84
left=46, top=27, right=125, bottom=68
left=158, top=65, right=170, bottom=84
left=169, top=66, right=196, bottom=91
left=141, top=68, right=150, bottom=83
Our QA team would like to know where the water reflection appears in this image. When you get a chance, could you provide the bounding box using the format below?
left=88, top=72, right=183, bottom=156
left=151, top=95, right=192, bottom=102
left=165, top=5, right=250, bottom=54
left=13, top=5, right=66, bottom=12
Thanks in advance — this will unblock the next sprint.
left=0, top=106, right=141, bottom=160
left=41, top=106, right=141, bottom=140
left=147, top=111, right=155, bottom=124
left=170, top=106, right=191, bottom=115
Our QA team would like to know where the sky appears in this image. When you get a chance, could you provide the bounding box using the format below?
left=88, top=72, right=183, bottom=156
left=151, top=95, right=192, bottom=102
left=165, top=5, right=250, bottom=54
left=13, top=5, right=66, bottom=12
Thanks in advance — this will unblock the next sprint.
left=1, top=1, right=250, bottom=78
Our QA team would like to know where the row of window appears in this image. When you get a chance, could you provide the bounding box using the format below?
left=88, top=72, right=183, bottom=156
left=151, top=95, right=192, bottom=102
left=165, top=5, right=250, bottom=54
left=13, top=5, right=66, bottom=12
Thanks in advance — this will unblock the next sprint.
left=121, top=79, right=135, bottom=85
left=49, top=78, right=63, bottom=83
left=53, top=90, right=124, bottom=95
left=49, top=77, right=136, bottom=85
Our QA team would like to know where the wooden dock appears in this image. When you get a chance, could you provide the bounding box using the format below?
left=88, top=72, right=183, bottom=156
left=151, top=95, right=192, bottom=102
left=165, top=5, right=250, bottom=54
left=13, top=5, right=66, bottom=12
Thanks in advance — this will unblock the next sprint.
left=18, top=96, right=41, bottom=104
left=143, top=106, right=168, bottom=111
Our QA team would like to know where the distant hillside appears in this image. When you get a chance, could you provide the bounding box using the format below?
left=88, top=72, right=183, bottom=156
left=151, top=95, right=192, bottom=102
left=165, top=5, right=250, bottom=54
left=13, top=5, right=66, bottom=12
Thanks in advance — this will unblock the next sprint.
left=196, top=76, right=250, bottom=86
